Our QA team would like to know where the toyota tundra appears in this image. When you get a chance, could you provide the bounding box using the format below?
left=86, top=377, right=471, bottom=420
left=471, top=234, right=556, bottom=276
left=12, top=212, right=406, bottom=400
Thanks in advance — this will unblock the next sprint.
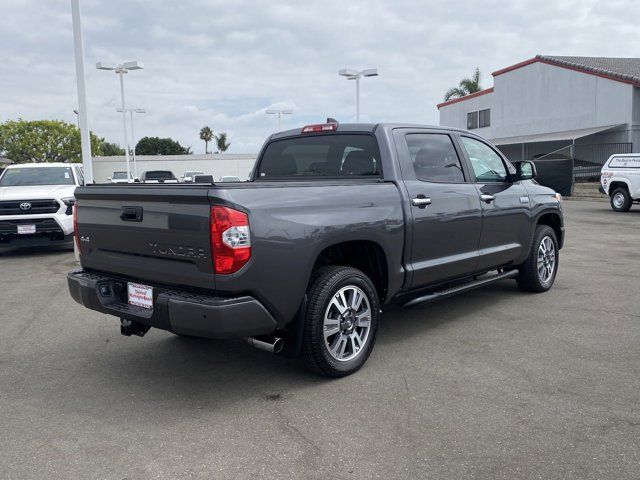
left=68, top=122, right=564, bottom=377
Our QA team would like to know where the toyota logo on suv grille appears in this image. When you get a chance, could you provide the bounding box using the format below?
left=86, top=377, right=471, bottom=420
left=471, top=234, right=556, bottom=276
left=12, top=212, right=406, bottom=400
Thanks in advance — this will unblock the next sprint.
left=19, top=202, right=32, bottom=211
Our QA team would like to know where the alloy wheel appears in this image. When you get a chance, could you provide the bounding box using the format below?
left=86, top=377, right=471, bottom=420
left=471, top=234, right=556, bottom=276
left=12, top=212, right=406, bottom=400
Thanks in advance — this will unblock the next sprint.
left=537, top=235, right=556, bottom=284
left=323, top=285, right=372, bottom=362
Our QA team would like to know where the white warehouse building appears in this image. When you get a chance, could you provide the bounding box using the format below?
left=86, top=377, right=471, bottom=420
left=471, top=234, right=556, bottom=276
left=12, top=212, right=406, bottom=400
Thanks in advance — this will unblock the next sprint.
left=438, top=56, right=640, bottom=180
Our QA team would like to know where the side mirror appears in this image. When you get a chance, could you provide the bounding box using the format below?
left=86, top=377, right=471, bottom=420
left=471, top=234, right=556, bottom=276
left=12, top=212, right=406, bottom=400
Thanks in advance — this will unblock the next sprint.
left=517, top=161, right=537, bottom=181
left=107, top=177, right=111, bottom=181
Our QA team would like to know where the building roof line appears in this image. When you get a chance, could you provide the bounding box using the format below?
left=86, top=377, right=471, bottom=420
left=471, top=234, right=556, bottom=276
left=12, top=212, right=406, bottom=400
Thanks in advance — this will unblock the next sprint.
left=437, top=55, right=640, bottom=110
left=436, top=87, right=494, bottom=110
left=492, top=55, right=640, bottom=87
left=491, top=57, right=538, bottom=77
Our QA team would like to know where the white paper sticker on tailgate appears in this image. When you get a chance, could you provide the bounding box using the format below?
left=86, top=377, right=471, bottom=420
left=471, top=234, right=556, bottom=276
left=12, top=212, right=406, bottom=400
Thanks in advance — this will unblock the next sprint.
left=127, top=282, right=153, bottom=309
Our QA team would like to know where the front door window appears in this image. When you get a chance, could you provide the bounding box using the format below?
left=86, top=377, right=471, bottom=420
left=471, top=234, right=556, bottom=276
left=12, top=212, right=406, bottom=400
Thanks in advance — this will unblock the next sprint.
left=461, top=136, right=507, bottom=182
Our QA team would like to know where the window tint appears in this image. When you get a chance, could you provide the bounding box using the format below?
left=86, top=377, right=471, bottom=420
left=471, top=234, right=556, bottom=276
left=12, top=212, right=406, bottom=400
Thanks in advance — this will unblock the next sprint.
left=467, top=111, right=478, bottom=130
left=405, top=134, right=465, bottom=183
left=461, top=136, right=508, bottom=182
left=0, top=167, right=75, bottom=186
left=258, top=134, right=380, bottom=178
left=479, top=109, right=490, bottom=128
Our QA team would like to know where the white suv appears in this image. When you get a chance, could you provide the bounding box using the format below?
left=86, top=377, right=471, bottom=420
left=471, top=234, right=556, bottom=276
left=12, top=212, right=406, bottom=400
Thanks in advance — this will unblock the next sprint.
left=0, top=163, right=83, bottom=250
left=600, top=154, right=640, bottom=212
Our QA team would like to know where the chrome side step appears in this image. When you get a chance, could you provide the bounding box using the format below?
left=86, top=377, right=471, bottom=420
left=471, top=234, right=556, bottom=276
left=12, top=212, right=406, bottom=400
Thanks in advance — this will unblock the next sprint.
left=402, top=269, right=519, bottom=308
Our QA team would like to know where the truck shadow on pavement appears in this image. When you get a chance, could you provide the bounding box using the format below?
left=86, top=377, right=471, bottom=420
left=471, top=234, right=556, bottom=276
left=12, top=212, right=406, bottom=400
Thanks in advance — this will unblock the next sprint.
left=48, top=282, right=525, bottom=409
left=378, top=280, right=523, bottom=347
left=4, top=279, right=531, bottom=419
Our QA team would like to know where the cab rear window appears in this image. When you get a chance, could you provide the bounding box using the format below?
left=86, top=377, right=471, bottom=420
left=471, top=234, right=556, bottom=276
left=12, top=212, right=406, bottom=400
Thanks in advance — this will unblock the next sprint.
left=257, top=134, right=381, bottom=179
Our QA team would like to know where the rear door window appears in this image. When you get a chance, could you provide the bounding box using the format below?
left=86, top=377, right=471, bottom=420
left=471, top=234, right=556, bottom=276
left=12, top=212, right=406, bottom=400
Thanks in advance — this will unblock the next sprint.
left=257, top=134, right=381, bottom=179
left=405, top=134, right=465, bottom=183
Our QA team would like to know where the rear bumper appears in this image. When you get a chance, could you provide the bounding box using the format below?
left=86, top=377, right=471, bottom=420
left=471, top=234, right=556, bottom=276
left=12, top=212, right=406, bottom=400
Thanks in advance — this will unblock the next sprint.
left=67, top=270, right=277, bottom=339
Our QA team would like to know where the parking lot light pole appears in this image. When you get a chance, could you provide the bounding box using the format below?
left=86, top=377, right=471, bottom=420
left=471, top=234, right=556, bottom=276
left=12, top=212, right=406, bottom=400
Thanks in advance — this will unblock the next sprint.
left=96, top=60, right=144, bottom=182
left=338, top=68, right=378, bottom=122
left=266, top=109, right=293, bottom=129
left=70, top=0, right=93, bottom=183
left=116, top=107, right=146, bottom=178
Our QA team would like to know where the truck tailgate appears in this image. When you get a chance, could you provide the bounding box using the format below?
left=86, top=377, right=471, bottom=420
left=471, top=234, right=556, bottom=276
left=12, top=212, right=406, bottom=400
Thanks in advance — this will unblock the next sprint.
left=75, top=185, right=215, bottom=290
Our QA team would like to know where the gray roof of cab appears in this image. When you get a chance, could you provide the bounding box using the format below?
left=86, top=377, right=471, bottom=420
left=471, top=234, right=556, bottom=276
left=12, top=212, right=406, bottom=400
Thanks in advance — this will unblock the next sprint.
left=538, top=55, right=640, bottom=85
left=269, top=123, right=466, bottom=140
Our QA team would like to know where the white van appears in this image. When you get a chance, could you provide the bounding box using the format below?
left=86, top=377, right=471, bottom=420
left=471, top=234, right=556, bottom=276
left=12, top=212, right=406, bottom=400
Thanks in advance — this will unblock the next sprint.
left=600, top=154, right=640, bottom=212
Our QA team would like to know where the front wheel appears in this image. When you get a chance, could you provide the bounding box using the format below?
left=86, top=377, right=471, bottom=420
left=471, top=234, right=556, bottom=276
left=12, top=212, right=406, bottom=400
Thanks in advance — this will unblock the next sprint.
left=516, top=225, right=559, bottom=293
left=610, top=188, right=632, bottom=212
left=302, top=266, right=380, bottom=377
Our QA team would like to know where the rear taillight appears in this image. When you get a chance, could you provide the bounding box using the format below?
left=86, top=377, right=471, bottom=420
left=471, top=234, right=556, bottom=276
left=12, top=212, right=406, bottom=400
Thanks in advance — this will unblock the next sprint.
left=210, top=206, right=251, bottom=274
left=73, top=202, right=80, bottom=256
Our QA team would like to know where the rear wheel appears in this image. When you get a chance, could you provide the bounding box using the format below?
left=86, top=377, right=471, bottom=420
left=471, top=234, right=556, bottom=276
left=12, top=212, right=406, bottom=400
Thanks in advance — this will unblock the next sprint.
left=516, top=225, right=559, bottom=293
left=302, top=266, right=379, bottom=377
left=610, top=188, right=632, bottom=212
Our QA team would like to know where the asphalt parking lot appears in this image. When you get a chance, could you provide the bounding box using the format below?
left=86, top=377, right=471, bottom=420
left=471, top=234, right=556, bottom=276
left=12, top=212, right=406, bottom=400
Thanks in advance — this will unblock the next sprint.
left=1, top=200, right=639, bottom=479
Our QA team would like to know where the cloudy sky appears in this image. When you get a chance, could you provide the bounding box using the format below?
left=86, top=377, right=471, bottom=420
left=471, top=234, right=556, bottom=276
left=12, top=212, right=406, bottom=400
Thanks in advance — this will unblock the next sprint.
left=1, top=0, right=639, bottom=153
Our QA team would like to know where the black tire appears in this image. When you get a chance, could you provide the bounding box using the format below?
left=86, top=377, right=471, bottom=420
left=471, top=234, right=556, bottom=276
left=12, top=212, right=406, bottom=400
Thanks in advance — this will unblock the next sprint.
left=610, top=188, right=632, bottom=212
left=302, top=266, right=380, bottom=377
left=516, top=225, right=559, bottom=293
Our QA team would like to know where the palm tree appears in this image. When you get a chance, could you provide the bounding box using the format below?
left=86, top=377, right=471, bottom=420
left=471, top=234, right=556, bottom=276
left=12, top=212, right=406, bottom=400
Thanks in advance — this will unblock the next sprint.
left=199, top=126, right=214, bottom=154
left=444, top=68, right=482, bottom=101
left=215, top=132, right=230, bottom=153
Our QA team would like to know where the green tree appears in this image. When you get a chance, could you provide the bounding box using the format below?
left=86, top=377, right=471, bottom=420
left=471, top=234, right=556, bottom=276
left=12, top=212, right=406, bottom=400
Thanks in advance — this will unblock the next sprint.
left=0, top=119, right=102, bottom=163
left=135, top=136, right=192, bottom=155
left=215, top=132, right=231, bottom=153
left=99, top=141, right=125, bottom=156
left=199, top=126, right=214, bottom=154
left=444, top=68, right=482, bottom=101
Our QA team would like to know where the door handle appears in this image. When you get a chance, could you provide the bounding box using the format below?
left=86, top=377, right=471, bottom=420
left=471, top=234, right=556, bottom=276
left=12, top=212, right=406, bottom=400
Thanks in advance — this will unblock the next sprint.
left=411, top=196, right=432, bottom=207
left=480, top=194, right=495, bottom=203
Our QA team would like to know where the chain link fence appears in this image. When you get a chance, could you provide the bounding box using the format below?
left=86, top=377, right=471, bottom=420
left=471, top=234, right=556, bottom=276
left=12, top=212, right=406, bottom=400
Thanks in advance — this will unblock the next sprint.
left=529, top=142, right=633, bottom=195
left=573, top=142, right=632, bottom=182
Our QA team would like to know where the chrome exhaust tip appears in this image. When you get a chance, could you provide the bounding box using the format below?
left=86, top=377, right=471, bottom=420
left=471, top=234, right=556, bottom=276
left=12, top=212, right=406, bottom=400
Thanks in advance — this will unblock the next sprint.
left=246, top=335, right=284, bottom=354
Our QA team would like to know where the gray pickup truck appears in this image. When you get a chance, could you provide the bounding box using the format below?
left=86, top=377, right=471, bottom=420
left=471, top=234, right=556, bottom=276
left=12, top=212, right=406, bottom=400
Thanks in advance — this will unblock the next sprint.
left=68, top=122, right=564, bottom=377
